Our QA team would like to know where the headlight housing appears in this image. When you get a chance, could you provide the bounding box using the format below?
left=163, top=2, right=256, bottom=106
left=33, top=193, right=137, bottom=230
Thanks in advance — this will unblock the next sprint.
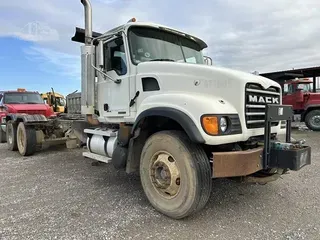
left=201, top=114, right=242, bottom=136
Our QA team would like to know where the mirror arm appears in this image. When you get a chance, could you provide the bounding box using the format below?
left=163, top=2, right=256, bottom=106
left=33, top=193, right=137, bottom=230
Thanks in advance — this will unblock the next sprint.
left=87, top=52, right=120, bottom=84
left=203, top=56, right=213, bottom=65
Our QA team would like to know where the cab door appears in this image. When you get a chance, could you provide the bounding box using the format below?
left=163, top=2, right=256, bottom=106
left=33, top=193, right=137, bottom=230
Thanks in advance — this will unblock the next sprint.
left=283, top=83, right=304, bottom=111
left=283, top=83, right=295, bottom=106
left=97, top=35, right=130, bottom=118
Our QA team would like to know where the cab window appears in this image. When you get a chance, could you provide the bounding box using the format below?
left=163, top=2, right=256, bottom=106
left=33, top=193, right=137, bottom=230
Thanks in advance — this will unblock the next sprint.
left=284, top=84, right=294, bottom=95
left=283, top=84, right=292, bottom=95
left=104, top=37, right=127, bottom=76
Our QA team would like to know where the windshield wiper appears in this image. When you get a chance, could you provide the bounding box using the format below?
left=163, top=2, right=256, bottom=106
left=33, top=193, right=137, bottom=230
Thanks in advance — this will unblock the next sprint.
left=150, top=58, right=175, bottom=62
left=25, top=102, right=41, bottom=104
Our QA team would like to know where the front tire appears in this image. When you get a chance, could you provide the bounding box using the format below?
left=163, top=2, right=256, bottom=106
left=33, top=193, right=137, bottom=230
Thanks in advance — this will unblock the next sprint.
left=305, top=110, right=320, bottom=131
left=0, top=127, right=6, bottom=143
left=17, top=122, right=37, bottom=156
left=6, top=120, right=18, bottom=151
left=140, top=130, right=212, bottom=219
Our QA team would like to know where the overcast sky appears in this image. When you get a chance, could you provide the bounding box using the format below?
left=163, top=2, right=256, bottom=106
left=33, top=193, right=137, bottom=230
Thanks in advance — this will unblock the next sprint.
left=0, top=0, right=319, bottom=94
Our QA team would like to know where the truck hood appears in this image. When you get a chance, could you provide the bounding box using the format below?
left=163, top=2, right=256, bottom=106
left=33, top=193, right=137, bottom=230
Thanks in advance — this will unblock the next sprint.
left=136, top=61, right=282, bottom=136
left=137, top=62, right=280, bottom=92
left=6, top=104, right=49, bottom=112
left=305, top=92, right=320, bottom=97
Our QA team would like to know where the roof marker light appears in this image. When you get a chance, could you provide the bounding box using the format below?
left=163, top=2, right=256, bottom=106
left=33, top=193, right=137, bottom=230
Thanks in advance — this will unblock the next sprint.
left=128, top=17, right=136, bottom=23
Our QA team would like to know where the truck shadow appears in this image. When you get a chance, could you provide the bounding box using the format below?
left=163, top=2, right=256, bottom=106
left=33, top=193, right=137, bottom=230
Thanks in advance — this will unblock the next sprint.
left=30, top=146, right=284, bottom=222
left=92, top=165, right=278, bottom=221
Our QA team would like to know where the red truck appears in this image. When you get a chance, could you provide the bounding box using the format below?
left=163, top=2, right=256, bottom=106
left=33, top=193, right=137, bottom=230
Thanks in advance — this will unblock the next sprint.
left=0, top=89, right=55, bottom=145
left=282, top=78, right=320, bottom=131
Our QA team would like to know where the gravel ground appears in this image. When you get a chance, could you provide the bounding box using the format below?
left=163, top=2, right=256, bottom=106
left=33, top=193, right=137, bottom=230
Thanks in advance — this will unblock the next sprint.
left=0, top=129, right=319, bottom=240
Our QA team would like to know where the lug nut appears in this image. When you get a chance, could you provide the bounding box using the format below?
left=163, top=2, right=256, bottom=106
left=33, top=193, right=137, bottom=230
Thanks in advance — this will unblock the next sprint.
left=176, top=178, right=180, bottom=185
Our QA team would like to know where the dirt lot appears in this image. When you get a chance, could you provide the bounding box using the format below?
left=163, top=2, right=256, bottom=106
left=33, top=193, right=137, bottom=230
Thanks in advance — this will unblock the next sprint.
left=0, top=129, right=319, bottom=240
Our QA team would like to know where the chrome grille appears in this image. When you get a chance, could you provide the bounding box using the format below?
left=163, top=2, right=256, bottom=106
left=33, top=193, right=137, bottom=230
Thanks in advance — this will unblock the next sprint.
left=17, top=110, right=46, bottom=115
left=245, top=83, right=281, bottom=129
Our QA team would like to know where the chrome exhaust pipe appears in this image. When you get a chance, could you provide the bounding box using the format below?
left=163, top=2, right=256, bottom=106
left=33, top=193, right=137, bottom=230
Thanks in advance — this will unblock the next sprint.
left=80, top=0, right=92, bottom=45
left=79, top=0, right=95, bottom=116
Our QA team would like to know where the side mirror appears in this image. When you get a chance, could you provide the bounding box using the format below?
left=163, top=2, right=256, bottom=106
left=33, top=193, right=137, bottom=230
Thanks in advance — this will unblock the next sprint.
left=97, top=40, right=104, bottom=68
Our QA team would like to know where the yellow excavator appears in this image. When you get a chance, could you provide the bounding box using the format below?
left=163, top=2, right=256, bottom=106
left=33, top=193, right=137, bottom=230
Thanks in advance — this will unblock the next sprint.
left=41, top=88, right=66, bottom=113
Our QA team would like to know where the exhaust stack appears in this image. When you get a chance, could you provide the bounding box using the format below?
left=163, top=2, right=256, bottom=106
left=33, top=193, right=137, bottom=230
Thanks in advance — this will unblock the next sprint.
left=80, top=0, right=96, bottom=119
left=80, top=0, right=92, bottom=45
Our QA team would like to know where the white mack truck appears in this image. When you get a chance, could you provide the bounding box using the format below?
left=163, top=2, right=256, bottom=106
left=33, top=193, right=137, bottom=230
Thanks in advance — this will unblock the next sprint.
left=4, top=0, right=311, bottom=219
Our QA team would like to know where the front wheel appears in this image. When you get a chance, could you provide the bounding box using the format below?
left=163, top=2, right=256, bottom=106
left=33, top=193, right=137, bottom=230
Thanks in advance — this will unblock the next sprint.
left=17, top=122, right=37, bottom=156
left=6, top=120, right=18, bottom=151
left=305, top=110, right=320, bottom=131
left=140, top=130, right=212, bottom=219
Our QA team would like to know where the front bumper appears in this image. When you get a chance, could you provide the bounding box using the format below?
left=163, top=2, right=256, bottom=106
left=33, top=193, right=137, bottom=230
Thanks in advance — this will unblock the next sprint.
left=212, top=104, right=311, bottom=178
left=212, top=144, right=311, bottom=178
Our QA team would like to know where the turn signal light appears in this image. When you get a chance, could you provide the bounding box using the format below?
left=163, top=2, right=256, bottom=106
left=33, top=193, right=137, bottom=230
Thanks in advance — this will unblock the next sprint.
left=201, top=116, right=219, bottom=135
left=0, top=106, right=7, bottom=112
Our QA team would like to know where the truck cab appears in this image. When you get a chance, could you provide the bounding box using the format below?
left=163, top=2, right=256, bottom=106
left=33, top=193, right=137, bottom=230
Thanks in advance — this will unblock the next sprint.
left=282, top=78, right=320, bottom=130
left=67, top=0, right=311, bottom=219
left=0, top=89, right=55, bottom=143
left=73, top=21, right=285, bottom=142
left=41, top=92, right=66, bottom=113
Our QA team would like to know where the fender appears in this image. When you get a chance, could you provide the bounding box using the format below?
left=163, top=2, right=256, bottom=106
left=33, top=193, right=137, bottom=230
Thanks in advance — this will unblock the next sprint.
left=304, top=104, right=320, bottom=111
left=6, top=114, right=48, bottom=123
left=132, top=107, right=205, bottom=143
left=302, top=104, right=320, bottom=121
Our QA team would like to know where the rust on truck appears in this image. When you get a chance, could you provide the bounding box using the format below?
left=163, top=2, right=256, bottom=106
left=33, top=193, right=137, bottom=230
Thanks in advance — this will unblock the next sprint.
left=212, top=147, right=263, bottom=178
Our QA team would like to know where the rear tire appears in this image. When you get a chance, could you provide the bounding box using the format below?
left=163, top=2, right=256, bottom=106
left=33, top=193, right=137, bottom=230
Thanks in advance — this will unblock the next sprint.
left=17, top=122, right=37, bottom=156
left=305, top=110, right=320, bottom=131
left=6, top=120, right=18, bottom=151
left=0, top=127, right=6, bottom=143
left=139, top=130, right=212, bottom=219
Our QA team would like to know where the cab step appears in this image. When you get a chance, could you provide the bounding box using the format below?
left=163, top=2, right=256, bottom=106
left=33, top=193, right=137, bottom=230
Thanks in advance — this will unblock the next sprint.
left=82, top=151, right=112, bottom=163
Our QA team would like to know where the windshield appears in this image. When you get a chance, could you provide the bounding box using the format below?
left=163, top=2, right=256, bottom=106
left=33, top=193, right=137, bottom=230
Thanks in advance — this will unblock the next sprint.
left=128, top=27, right=204, bottom=64
left=56, top=97, right=66, bottom=106
left=297, top=83, right=312, bottom=92
left=4, top=92, right=44, bottom=104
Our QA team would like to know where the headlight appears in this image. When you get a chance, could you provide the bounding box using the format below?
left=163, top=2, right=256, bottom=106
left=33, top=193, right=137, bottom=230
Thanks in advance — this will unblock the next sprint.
left=220, top=117, right=228, bottom=132
left=201, top=114, right=242, bottom=136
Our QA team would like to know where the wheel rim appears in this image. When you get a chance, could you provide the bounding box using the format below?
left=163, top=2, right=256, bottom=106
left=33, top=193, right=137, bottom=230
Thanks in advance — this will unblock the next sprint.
left=311, top=115, right=320, bottom=127
left=8, top=125, right=13, bottom=144
left=150, top=151, right=181, bottom=198
left=17, top=127, right=24, bottom=150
